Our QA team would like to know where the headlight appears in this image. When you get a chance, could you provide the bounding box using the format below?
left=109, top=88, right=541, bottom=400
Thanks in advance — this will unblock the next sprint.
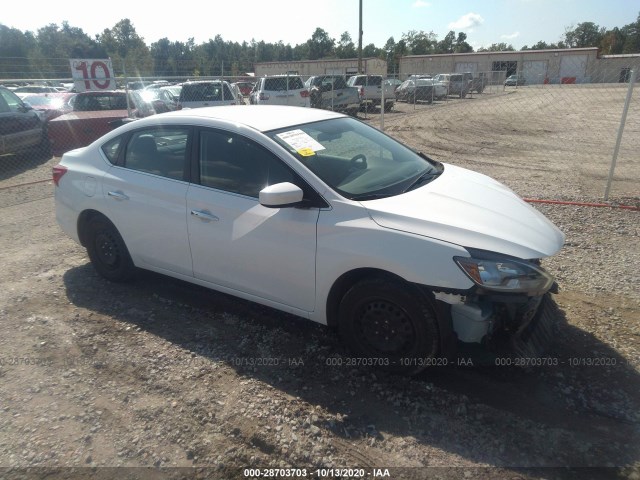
left=454, top=252, right=554, bottom=296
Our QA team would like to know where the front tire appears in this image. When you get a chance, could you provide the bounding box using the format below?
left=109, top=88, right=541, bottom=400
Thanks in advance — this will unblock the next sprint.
left=85, top=217, right=135, bottom=282
left=338, top=277, right=439, bottom=375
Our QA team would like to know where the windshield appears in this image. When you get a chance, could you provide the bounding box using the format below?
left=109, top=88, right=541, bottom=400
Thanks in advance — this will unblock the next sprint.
left=267, top=117, right=442, bottom=200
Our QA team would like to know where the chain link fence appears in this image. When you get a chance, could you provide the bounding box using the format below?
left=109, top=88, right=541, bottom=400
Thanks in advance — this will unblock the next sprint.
left=1, top=61, right=639, bottom=209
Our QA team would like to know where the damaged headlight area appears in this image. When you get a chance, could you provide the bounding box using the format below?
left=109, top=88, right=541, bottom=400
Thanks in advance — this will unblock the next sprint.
left=435, top=249, right=558, bottom=354
left=453, top=249, right=555, bottom=296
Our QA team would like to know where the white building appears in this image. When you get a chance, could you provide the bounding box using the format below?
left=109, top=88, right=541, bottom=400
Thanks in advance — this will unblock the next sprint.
left=400, top=48, right=640, bottom=84
left=254, top=58, right=387, bottom=77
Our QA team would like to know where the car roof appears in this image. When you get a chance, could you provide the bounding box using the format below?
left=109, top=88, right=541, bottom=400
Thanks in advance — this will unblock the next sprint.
left=130, top=105, right=343, bottom=132
left=183, top=80, right=227, bottom=84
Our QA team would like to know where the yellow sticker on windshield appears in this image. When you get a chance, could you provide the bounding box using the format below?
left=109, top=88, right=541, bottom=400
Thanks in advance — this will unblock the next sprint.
left=297, top=147, right=316, bottom=156
left=276, top=129, right=326, bottom=154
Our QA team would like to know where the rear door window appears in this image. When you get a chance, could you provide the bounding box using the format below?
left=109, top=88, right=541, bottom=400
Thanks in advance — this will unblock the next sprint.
left=264, top=77, right=303, bottom=91
left=123, top=127, right=190, bottom=180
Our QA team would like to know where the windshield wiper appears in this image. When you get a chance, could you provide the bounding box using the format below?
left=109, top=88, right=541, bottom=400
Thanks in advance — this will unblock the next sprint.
left=417, top=151, right=444, bottom=171
left=352, top=193, right=394, bottom=201
left=402, top=170, right=441, bottom=193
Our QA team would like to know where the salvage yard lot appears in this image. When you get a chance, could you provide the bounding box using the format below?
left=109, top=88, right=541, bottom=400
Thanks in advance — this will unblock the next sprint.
left=0, top=85, right=638, bottom=479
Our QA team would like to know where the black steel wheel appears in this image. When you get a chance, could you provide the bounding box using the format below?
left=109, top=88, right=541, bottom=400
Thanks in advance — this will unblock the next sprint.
left=86, top=217, right=135, bottom=282
left=338, top=277, right=439, bottom=374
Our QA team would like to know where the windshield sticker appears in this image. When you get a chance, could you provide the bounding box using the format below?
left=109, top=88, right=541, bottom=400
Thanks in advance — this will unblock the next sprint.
left=276, top=129, right=325, bottom=156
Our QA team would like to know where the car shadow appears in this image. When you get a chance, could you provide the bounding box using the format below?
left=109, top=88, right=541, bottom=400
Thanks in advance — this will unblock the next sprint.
left=62, top=264, right=640, bottom=474
left=0, top=150, right=53, bottom=181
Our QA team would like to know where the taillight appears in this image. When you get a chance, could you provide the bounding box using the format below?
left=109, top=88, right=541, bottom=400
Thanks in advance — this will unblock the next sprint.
left=52, top=165, right=67, bottom=187
left=259, top=93, right=270, bottom=101
left=359, top=86, right=364, bottom=98
left=300, top=90, right=310, bottom=98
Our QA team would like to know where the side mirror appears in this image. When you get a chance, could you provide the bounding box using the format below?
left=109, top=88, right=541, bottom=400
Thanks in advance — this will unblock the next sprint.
left=259, top=182, right=304, bottom=208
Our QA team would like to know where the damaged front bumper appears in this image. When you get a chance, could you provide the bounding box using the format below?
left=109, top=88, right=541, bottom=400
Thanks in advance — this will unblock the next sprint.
left=431, top=286, right=559, bottom=360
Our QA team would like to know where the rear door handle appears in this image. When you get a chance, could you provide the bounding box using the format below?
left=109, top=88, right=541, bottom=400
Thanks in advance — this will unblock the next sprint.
left=190, top=209, right=219, bottom=222
left=107, top=191, right=129, bottom=201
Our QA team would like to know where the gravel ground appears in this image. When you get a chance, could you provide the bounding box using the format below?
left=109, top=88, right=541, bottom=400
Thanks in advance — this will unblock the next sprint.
left=0, top=86, right=638, bottom=480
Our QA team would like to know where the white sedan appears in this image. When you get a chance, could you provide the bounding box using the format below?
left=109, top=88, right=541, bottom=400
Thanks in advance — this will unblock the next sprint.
left=54, top=106, right=564, bottom=373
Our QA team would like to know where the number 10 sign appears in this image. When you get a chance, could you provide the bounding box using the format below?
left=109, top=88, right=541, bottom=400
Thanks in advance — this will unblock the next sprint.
left=70, top=59, right=116, bottom=92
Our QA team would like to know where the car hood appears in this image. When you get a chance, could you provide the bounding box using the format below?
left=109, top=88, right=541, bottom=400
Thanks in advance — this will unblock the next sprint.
left=361, top=163, right=565, bottom=259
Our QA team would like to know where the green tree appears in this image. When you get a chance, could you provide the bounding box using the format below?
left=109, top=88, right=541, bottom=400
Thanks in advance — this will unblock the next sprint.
left=564, top=22, right=605, bottom=48
left=0, top=25, right=37, bottom=77
left=336, top=31, right=356, bottom=58
left=521, top=40, right=567, bottom=50
left=599, top=27, right=626, bottom=54
left=477, top=42, right=515, bottom=52
left=454, top=32, right=473, bottom=53
left=362, top=43, right=381, bottom=58
left=99, top=19, right=152, bottom=75
left=436, top=31, right=456, bottom=53
left=621, top=12, right=640, bottom=53
left=307, top=28, right=335, bottom=59
left=402, top=30, right=437, bottom=55
left=28, top=22, right=105, bottom=77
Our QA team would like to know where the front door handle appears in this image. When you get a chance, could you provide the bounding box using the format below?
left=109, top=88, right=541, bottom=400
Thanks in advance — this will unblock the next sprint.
left=107, top=190, right=129, bottom=201
left=190, top=209, right=219, bottom=222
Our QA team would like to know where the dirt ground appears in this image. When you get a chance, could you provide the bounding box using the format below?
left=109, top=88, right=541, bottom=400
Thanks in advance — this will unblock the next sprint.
left=0, top=85, right=638, bottom=480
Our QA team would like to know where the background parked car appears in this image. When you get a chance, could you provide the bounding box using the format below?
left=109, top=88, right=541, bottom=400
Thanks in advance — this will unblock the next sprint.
left=13, top=85, right=63, bottom=99
left=47, top=90, right=164, bottom=156
left=505, top=74, right=526, bottom=86
left=249, top=75, right=310, bottom=107
left=433, top=73, right=451, bottom=92
left=448, top=73, right=472, bottom=98
left=395, top=79, right=447, bottom=103
left=159, top=85, right=182, bottom=103
left=0, top=86, right=50, bottom=159
left=22, top=92, right=76, bottom=122
left=346, top=74, right=395, bottom=112
left=384, top=78, right=403, bottom=92
left=232, top=81, right=255, bottom=97
left=229, top=83, right=246, bottom=105
left=305, top=75, right=360, bottom=115
left=135, top=88, right=178, bottom=112
left=177, top=80, right=239, bottom=109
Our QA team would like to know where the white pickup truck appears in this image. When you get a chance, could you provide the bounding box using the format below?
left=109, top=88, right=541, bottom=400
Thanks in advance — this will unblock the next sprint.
left=346, top=74, right=395, bottom=112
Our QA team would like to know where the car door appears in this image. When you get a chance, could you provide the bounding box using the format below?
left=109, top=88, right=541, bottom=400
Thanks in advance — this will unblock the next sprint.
left=100, top=126, right=194, bottom=276
left=186, top=128, right=320, bottom=313
left=0, top=88, right=43, bottom=154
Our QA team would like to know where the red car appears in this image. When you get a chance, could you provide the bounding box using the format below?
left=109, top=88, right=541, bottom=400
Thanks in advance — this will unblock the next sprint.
left=233, top=81, right=255, bottom=96
left=47, top=90, right=169, bottom=156
left=22, top=92, right=76, bottom=122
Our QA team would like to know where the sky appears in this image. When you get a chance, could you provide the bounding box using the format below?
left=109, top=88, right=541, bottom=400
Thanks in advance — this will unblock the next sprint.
left=2, top=0, right=638, bottom=51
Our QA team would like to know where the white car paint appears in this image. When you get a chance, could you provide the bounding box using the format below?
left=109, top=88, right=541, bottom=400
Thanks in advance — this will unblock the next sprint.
left=54, top=105, right=564, bottom=358
left=364, top=163, right=564, bottom=259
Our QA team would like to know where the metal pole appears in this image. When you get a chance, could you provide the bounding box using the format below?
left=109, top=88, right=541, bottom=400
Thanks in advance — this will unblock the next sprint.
left=358, top=0, right=363, bottom=74
left=604, top=68, right=637, bottom=201
left=380, top=77, right=385, bottom=131
left=122, top=60, right=132, bottom=118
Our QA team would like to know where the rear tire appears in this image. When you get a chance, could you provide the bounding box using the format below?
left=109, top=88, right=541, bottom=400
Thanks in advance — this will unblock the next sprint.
left=85, top=217, right=135, bottom=282
left=338, top=277, right=439, bottom=375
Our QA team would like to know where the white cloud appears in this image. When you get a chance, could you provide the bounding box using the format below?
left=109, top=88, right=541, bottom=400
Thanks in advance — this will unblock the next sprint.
left=501, top=31, right=520, bottom=39
left=412, top=0, right=431, bottom=6
left=448, top=12, right=484, bottom=31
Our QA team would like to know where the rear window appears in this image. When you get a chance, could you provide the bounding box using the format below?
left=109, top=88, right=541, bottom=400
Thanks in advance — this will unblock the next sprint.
left=180, top=83, right=233, bottom=102
left=352, top=76, right=382, bottom=86
left=74, top=94, right=128, bottom=111
left=264, top=77, right=305, bottom=91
